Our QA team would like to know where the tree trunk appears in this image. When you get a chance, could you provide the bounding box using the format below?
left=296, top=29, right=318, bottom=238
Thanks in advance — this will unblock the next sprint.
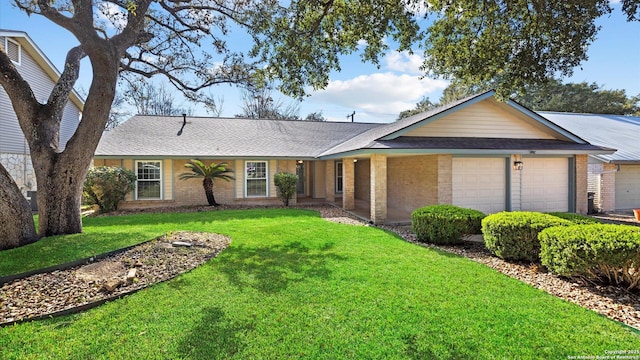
left=0, top=164, right=38, bottom=250
left=203, top=178, right=217, bottom=206
left=32, top=151, right=87, bottom=236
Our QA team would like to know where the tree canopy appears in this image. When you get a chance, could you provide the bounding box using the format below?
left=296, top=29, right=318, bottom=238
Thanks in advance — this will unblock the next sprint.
left=413, top=78, right=640, bottom=117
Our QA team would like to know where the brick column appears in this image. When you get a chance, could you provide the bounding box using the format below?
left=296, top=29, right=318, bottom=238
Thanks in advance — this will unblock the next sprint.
left=437, top=155, right=452, bottom=204
left=343, top=158, right=355, bottom=210
left=370, top=154, right=387, bottom=224
left=325, top=160, right=335, bottom=202
left=600, top=163, right=617, bottom=212
left=575, top=155, right=588, bottom=214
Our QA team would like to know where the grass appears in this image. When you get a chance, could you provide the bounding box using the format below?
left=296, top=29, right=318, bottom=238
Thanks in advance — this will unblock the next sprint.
left=0, top=208, right=638, bottom=359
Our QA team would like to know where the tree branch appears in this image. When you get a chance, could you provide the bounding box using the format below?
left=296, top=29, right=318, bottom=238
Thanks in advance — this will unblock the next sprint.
left=47, top=45, right=86, bottom=118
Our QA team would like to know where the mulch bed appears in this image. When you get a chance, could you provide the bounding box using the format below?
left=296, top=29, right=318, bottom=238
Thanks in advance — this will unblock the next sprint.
left=0, top=231, right=230, bottom=325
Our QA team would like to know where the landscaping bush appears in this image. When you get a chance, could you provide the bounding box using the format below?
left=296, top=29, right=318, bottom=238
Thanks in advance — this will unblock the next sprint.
left=411, top=205, right=485, bottom=244
left=540, top=224, right=640, bottom=290
left=83, top=166, right=137, bottom=213
left=481, top=212, right=571, bottom=262
left=546, top=212, right=602, bottom=225
left=274, top=172, right=298, bottom=206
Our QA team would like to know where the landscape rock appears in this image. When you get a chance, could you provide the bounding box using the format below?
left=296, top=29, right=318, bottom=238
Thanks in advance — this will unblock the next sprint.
left=101, top=279, right=124, bottom=293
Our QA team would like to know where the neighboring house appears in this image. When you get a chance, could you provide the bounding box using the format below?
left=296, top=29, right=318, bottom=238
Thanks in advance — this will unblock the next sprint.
left=0, top=30, right=84, bottom=203
left=542, top=112, right=640, bottom=212
left=94, top=91, right=613, bottom=224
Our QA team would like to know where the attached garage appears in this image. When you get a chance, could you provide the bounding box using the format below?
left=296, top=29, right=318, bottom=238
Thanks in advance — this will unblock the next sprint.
left=615, top=165, right=640, bottom=210
left=520, top=158, right=569, bottom=212
left=452, top=157, right=506, bottom=214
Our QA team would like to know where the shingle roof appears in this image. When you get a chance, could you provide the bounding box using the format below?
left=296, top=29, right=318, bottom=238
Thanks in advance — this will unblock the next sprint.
left=369, top=137, right=610, bottom=153
left=540, top=112, right=640, bottom=163
left=95, top=116, right=380, bottom=158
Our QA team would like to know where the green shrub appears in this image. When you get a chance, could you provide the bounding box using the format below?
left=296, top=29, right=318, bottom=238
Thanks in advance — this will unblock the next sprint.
left=546, top=212, right=602, bottom=225
left=274, top=172, right=298, bottom=206
left=540, top=224, right=640, bottom=290
left=481, top=212, right=571, bottom=262
left=83, top=166, right=137, bottom=213
left=411, top=205, right=486, bottom=244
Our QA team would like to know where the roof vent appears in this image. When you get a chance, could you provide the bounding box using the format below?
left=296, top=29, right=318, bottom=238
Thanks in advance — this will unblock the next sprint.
left=177, top=113, right=187, bottom=136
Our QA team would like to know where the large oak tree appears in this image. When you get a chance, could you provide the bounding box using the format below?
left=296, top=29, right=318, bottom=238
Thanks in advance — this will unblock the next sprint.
left=0, top=0, right=637, bottom=249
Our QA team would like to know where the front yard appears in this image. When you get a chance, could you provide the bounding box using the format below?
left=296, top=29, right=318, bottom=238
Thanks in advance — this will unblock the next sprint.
left=0, top=208, right=637, bottom=359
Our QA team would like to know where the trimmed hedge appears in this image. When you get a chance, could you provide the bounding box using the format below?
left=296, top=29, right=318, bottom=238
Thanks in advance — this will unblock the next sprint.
left=481, top=212, right=571, bottom=262
left=540, top=224, right=640, bottom=290
left=274, top=172, right=298, bottom=206
left=83, top=166, right=137, bottom=213
left=546, top=212, right=602, bottom=225
left=411, top=205, right=485, bottom=244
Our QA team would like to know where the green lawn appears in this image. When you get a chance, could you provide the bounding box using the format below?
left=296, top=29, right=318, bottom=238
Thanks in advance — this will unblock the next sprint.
left=0, top=208, right=637, bottom=359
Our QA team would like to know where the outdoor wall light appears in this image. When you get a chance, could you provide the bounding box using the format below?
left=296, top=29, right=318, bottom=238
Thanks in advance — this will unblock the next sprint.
left=297, top=160, right=303, bottom=164
left=353, top=159, right=358, bottom=163
left=513, top=160, right=524, bottom=171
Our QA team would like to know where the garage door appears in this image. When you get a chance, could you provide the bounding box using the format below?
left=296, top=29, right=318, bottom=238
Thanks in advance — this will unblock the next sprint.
left=452, top=158, right=506, bottom=213
left=615, top=165, right=640, bottom=210
left=521, top=158, right=568, bottom=212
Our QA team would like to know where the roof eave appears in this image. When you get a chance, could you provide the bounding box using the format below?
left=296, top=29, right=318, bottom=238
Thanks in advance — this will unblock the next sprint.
left=0, top=30, right=85, bottom=112
left=504, top=100, right=587, bottom=144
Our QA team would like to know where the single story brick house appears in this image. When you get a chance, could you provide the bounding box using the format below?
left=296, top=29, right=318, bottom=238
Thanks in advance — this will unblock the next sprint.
left=542, top=112, right=640, bottom=212
left=94, top=91, right=613, bottom=224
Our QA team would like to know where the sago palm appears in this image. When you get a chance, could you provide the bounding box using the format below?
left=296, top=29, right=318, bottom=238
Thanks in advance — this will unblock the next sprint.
left=178, top=159, right=234, bottom=206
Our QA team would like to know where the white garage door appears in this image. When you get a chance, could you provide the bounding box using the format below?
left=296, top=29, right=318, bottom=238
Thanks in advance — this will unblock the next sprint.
left=453, top=158, right=506, bottom=213
left=521, top=158, right=568, bottom=212
left=615, top=165, right=640, bottom=210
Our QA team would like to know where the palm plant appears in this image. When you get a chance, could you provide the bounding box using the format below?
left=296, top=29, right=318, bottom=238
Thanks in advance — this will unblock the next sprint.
left=178, top=159, right=234, bottom=206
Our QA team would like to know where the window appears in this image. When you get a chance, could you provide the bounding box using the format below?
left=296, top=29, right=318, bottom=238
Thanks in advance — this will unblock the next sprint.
left=246, top=161, right=267, bottom=197
left=136, top=161, right=162, bottom=199
left=5, top=38, right=21, bottom=65
left=335, top=161, right=343, bottom=194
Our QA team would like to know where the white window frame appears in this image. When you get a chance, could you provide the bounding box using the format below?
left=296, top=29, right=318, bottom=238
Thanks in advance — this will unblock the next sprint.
left=335, top=161, right=343, bottom=194
left=135, top=160, right=163, bottom=200
left=5, top=38, right=21, bottom=65
left=245, top=160, right=268, bottom=197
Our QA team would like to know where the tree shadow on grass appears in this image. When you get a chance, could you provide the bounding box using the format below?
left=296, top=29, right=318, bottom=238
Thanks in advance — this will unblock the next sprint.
left=176, top=306, right=253, bottom=359
left=215, top=241, right=346, bottom=294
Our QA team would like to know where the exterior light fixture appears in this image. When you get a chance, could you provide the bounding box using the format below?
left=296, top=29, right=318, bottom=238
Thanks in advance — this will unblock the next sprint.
left=297, top=160, right=303, bottom=164
left=513, top=161, right=524, bottom=171
left=353, top=159, right=358, bottom=163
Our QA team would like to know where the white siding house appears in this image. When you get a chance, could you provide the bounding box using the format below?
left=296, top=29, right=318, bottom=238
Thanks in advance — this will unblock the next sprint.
left=0, top=30, right=84, bottom=200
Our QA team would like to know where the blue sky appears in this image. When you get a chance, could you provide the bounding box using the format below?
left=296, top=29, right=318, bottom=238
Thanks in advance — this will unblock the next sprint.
left=1, top=1, right=638, bottom=123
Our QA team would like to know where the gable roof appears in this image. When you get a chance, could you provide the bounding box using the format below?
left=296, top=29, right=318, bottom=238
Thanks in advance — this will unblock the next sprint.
left=0, top=29, right=84, bottom=111
left=319, top=91, right=608, bottom=158
left=95, top=116, right=380, bottom=158
left=541, top=112, right=640, bottom=163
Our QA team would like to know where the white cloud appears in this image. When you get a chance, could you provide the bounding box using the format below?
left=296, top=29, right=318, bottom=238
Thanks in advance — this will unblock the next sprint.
left=306, top=72, right=448, bottom=123
left=384, top=51, right=424, bottom=74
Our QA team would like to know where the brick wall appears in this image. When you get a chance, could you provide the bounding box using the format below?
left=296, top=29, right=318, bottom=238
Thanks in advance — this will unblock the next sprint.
left=600, top=163, right=617, bottom=212
left=437, top=155, right=452, bottom=204
left=388, top=155, right=439, bottom=214
left=370, top=154, right=387, bottom=223
left=343, top=158, right=355, bottom=209
left=575, top=155, right=588, bottom=214
left=325, top=160, right=335, bottom=202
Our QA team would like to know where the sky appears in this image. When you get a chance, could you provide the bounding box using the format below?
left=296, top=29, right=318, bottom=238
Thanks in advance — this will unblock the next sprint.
left=1, top=1, right=639, bottom=124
